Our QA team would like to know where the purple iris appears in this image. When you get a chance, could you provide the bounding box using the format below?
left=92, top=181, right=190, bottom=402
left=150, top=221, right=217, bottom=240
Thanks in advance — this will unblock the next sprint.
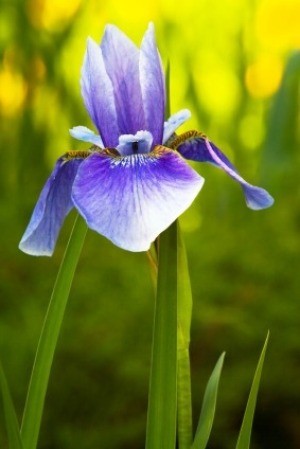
left=19, top=23, right=274, bottom=256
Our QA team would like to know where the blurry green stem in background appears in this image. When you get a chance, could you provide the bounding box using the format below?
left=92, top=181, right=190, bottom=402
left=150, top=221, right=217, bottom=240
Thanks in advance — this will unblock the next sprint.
left=21, top=215, right=87, bottom=449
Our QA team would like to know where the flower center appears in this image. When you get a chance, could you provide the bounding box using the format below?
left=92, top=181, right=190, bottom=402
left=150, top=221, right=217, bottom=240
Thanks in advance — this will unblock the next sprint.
left=117, top=130, right=153, bottom=156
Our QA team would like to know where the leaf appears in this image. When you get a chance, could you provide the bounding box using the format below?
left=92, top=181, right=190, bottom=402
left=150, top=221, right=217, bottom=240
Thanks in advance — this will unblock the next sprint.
left=235, top=332, right=270, bottom=449
left=21, top=215, right=87, bottom=449
left=0, top=360, right=24, bottom=449
left=145, top=220, right=178, bottom=449
left=192, top=353, right=225, bottom=449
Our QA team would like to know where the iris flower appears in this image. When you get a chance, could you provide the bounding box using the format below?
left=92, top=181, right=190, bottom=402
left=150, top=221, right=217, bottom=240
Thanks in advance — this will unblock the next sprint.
left=19, top=24, right=274, bottom=256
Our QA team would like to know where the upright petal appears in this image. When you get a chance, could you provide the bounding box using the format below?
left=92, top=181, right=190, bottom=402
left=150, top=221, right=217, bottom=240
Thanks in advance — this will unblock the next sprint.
left=139, top=23, right=165, bottom=145
left=101, top=25, right=145, bottom=134
left=176, top=132, right=274, bottom=210
left=81, top=38, right=120, bottom=147
left=72, top=148, right=204, bottom=252
left=19, top=158, right=82, bottom=256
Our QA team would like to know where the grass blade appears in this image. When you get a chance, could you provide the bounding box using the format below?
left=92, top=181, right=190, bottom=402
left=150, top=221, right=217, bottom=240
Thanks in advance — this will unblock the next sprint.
left=21, top=215, right=87, bottom=449
left=192, top=352, right=225, bottom=449
left=235, top=332, right=269, bottom=449
left=0, top=361, right=24, bottom=449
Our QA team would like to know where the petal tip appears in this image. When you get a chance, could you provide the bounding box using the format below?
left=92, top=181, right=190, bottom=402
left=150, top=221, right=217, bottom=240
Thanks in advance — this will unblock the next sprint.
left=244, top=186, right=275, bottom=210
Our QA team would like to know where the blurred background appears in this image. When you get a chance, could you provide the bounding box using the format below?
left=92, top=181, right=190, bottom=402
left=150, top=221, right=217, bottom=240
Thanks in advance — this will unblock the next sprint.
left=0, top=0, right=299, bottom=447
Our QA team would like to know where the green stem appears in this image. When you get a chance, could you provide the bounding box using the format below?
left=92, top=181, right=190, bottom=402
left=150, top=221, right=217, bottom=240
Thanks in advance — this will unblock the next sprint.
left=145, top=220, right=178, bottom=449
left=21, top=215, right=87, bottom=449
left=177, top=224, right=193, bottom=449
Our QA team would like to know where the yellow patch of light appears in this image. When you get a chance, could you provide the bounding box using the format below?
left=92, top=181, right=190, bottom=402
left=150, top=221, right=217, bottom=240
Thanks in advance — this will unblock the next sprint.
left=105, top=0, right=159, bottom=29
left=238, top=114, right=265, bottom=151
left=256, top=0, right=300, bottom=51
left=27, top=0, right=81, bottom=31
left=193, top=54, right=241, bottom=120
left=0, top=67, right=27, bottom=116
left=245, top=55, right=283, bottom=98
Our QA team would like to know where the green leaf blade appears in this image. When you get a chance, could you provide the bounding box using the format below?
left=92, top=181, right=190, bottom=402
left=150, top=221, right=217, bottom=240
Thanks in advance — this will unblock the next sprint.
left=192, top=352, right=225, bottom=449
left=0, top=361, right=24, bottom=449
left=21, top=215, right=87, bottom=449
left=145, top=220, right=178, bottom=449
left=235, top=332, right=270, bottom=449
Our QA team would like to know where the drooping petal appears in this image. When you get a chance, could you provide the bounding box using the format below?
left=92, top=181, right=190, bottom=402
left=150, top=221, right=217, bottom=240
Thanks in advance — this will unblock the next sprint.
left=117, top=130, right=153, bottom=156
left=163, top=109, right=191, bottom=144
left=69, top=126, right=104, bottom=147
left=139, top=23, right=165, bottom=145
left=19, top=158, right=82, bottom=256
left=101, top=25, right=145, bottom=134
left=72, top=148, right=204, bottom=252
left=176, top=133, right=274, bottom=210
left=81, top=38, right=120, bottom=147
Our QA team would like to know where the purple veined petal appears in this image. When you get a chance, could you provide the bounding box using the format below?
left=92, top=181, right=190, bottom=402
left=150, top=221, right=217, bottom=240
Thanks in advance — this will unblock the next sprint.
left=177, top=135, right=274, bottom=210
left=69, top=126, right=104, bottom=147
left=163, top=109, right=191, bottom=144
left=19, top=158, right=82, bottom=256
left=139, top=23, right=165, bottom=145
left=101, top=25, right=145, bottom=134
left=72, top=148, right=204, bottom=252
left=117, top=130, right=153, bottom=156
left=81, top=38, right=120, bottom=147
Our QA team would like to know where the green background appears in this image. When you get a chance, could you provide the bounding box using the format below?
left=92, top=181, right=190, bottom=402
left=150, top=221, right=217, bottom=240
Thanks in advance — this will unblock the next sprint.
left=0, top=0, right=299, bottom=447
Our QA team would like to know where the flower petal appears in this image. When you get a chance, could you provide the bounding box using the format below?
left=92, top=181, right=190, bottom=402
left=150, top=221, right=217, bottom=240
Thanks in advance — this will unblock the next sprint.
left=101, top=25, right=145, bottom=134
left=139, top=23, right=165, bottom=145
left=72, top=148, right=204, bottom=252
left=163, top=109, right=191, bottom=144
left=117, top=130, right=153, bottom=156
left=19, top=158, right=82, bottom=256
left=176, top=134, right=274, bottom=210
left=81, top=38, right=120, bottom=147
left=69, top=126, right=104, bottom=147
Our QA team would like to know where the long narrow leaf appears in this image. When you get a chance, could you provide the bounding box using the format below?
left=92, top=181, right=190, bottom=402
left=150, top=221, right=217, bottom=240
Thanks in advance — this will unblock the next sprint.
left=192, top=352, right=225, bottom=449
left=177, top=223, right=193, bottom=449
left=21, top=215, right=87, bottom=449
left=0, top=361, right=23, bottom=449
left=235, top=332, right=269, bottom=449
left=145, top=220, right=178, bottom=449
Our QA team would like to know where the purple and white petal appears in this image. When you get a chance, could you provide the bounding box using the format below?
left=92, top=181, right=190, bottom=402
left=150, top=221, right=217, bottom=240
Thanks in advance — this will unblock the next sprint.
left=177, top=135, right=274, bottom=210
left=81, top=38, right=120, bottom=147
left=117, top=130, right=153, bottom=156
left=19, top=158, right=82, bottom=256
left=72, top=149, right=204, bottom=252
left=69, top=126, right=104, bottom=147
left=163, top=109, right=191, bottom=144
left=101, top=25, right=145, bottom=134
left=139, top=23, right=165, bottom=145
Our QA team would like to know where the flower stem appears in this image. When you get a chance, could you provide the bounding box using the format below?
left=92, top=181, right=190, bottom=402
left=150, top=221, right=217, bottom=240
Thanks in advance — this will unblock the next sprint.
left=145, top=220, right=178, bottom=449
left=21, top=214, right=87, bottom=449
left=177, top=224, right=193, bottom=449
